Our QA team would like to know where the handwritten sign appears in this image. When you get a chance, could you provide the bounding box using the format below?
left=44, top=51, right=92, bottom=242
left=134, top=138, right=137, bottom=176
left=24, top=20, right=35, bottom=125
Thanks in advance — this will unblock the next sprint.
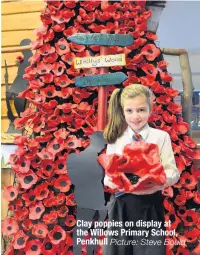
left=74, top=54, right=126, bottom=69
left=75, top=72, right=127, bottom=87
left=68, top=33, right=134, bottom=47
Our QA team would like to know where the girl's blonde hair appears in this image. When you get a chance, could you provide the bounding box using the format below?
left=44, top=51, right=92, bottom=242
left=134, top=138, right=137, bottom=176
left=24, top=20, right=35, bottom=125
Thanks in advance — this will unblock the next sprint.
left=103, top=84, right=153, bottom=143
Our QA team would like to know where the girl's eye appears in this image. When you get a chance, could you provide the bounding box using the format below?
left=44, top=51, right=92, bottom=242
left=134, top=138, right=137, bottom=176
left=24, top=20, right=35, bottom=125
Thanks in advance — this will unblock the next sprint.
left=139, top=109, right=145, bottom=112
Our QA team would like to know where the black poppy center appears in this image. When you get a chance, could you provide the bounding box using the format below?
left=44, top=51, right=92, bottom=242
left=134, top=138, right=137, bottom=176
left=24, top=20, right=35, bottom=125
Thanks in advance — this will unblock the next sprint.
left=7, top=226, right=12, bottom=231
left=41, top=191, right=46, bottom=196
left=155, top=120, right=161, bottom=126
left=53, top=231, right=62, bottom=240
left=17, top=237, right=25, bottom=245
left=35, top=158, right=40, bottom=163
left=185, top=178, right=191, bottom=184
left=186, top=216, right=193, bottom=222
left=60, top=180, right=67, bottom=187
left=58, top=164, right=64, bottom=169
left=148, top=50, right=153, bottom=54
left=58, top=67, right=62, bottom=72
left=46, top=165, right=52, bottom=171
left=47, top=91, right=53, bottom=96
left=21, top=162, right=26, bottom=167
left=68, top=142, right=74, bottom=147
left=24, top=175, right=33, bottom=184
left=59, top=18, right=64, bottom=21
left=169, top=214, right=175, bottom=222
left=31, top=245, right=38, bottom=251
left=29, top=195, right=35, bottom=201
left=44, top=155, right=49, bottom=159
left=45, top=242, right=52, bottom=250
left=41, top=69, right=46, bottom=73
left=10, top=191, right=15, bottom=197
left=62, top=208, right=67, bottom=214
left=59, top=44, right=66, bottom=50
left=60, top=81, right=66, bottom=85
left=44, top=51, right=48, bottom=54
left=179, top=209, right=185, bottom=214
left=13, top=155, right=18, bottom=162
left=53, top=144, right=60, bottom=150
left=38, top=229, right=43, bottom=234
left=36, top=207, right=42, bottom=213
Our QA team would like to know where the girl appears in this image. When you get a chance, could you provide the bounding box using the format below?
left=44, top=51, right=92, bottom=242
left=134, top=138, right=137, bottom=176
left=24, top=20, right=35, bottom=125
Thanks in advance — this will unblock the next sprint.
left=102, top=84, right=180, bottom=255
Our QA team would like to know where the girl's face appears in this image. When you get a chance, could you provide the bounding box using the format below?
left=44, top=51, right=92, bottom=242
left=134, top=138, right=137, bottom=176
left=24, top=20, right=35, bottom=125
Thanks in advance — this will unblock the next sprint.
left=123, top=95, right=151, bottom=133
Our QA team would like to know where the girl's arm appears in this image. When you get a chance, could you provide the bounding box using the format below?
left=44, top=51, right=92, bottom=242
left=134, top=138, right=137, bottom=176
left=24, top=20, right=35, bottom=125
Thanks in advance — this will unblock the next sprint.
left=160, top=132, right=180, bottom=187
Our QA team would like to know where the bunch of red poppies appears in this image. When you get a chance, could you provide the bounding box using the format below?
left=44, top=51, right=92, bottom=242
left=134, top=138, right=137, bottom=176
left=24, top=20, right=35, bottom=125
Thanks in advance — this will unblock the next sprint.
left=2, top=0, right=200, bottom=255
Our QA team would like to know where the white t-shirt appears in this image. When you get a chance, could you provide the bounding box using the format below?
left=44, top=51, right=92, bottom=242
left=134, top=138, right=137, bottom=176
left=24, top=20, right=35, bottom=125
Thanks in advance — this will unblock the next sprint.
left=104, top=124, right=180, bottom=195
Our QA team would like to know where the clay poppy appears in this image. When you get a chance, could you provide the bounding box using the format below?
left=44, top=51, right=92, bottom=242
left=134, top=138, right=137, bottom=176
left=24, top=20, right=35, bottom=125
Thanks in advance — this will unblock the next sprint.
left=37, top=61, right=52, bottom=75
left=24, top=239, right=42, bottom=255
left=183, top=136, right=196, bottom=148
left=61, top=52, right=76, bottom=66
left=65, top=215, right=76, bottom=227
left=51, top=9, right=75, bottom=24
left=163, top=198, right=174, bottom=212
left=58, top=206, right=69, bottom=218
left=4, top=246, right=14, bottom=255
left=54, top=175, right=71, bottom=193
left=177, top=206, right=187, bottom=218
left=184, top=227, right=200, bottom=243
left=47, top=1, right=63, bottom=11
left=41, top=85, right=58, bottom=98
left=40, top=73, right=54, bottom=83
left=43, top=53, right=58, bottom=63
left=183, top=209, right=199, bottom=227
left=72, top=88, right=91, bottom=103
left=2, top=217, right=19, bottom=236
left=43, top=195, right=55, bottom=208
left=68, top=118, right=85, bottom=132
left=21, top=219, right=33, bottom=232
left=52, top=61, right=66, bottom=76
left=141, top=63, right=158, bottom=79
left=54, top=157, right=67, bottom=175
left=29, top=201, right=45, bottom=220
left=167, top=101, right=182, bottom=114
left=48, top=225, right=66, bottom=245
left=64, top=1, right=77, bottom=9
left=146, top=32, right=157, bottom=41
left=141, top=44, right=160, bottom=61
left=41, top=237, right=58, bottom=255
left=57, top=87, right=72, bottom=99
left=192, top=242, right=200, bottom=254
left=13, top=230, right=29, bottom=249
left=162, top=111, right=176, bottom=123
left=43, top=210, right=58, bottom=225
left=63, top=26, right=78, bottom=38
left=39, top=44, right=55, bottom=56
left=80, top=1, right=100, bottom=11
left=54, top=128, right=69, bottom=140
left=55, top=38, right=70, bottom=56
left=22, top=189, right=36, bottom=206
left=54, top=74, right=72, bottom=88
left=43, top=29, right=55, bottom=43
left=176, top=246, right=190, bottom=255
left=156, top=95, right=171, bottom=105
left=3, top=185, right=18, bottom=201
left=160, top=71, right=173, bottom=82
left=53, top=193, right=66, bottom=207
left=66, top=66, right=80, bottom=77
left=32, top=223, right=48, bottom=239
left=180, top=172, right=198, bottom=190
left=34, top=182, right=49, bottom=200
left=193, top=191, right=200, bottom=204
left=36, top=134, right=53, bottom=144
left=66, top=193, right=76, bottom=206
left=165, top=211, right=181, bottom=230
left=65, top=135, right=84, bottom=150
left=17, top=170, right=38, bottom=189
left=174, top=194, right=186, bottom=206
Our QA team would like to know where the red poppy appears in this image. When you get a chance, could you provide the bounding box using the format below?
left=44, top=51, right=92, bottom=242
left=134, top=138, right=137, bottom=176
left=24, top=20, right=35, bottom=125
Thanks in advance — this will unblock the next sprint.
left=24, top=239, right=42, bottom=255
left=37, top=61, right=52, bottom=75
left=54, top=128, right=69, bottom=140
left=51, top=9, right=75, bottom=24
left=163, top=198, right=174, bottom=212
left=176, top=246, right=190, bottom=255
left=146, top=32, right=158, bottom=41
left=55, top=38, right=70, bottom=56
left=54, top=157, right=67, bottom=175
left=14, top=207, right=28, bottom=222
left=72, top=88, right=91, bottom=103
left=3, top=185, right=18, bottom=201
left=69, top=41, right=86, bottom=53
left=167, top=101, right=182, bottom=114
left=141, top=44, right=160, bottom=61
left=54, top=175, right=71, bottom=192
left=28, top=52, right=41, bottom=65
left=66, top=193, right=76, bottom=206
left=17, top=170, right=38, bottom=189
left=141, top=63, right=158, bottom=79
left=22, top=219, right=33, bottom=232
left=63, top=26, right=78, bottom=38
left=160, top=71, right=173, bottom=82
left=32, top=223, right=48, bottom=239
left=157, top=60, right=168, bottom=70
left=61, top=52, right=76, bottom=66
left=165, top=211, right=181, bottom=230
left=2, top=217, right=19, bottom=235
left=64, top=1, right=77, bottom=9
left=54, top=74, right=72, bottom=88
left=43, top=191, right=55, bottom=208
left=156, top=95, right=171, bottom=105
left=47, top=1, right=63, bottom=11
left=77, top=8, right=95, bottom=24
left=57, top=87, right=72, bottom=99
left=66, top=66, right=80, bottom=77
left=174, top=194, right=186, bottom=206
left=128, top=38, right=147, bottom=51
left=177, top=206, right=187, bottom=218
left=22, top=189, right=36, bottom=206
left=34, top=182, right=49, bottom=200
left=47, top=138, right=65, bottom=156
left=4, top=246, right=14, bottom=255
left=43, top=28, right=55, bottom=43
left=180, top=189, right=194, bottom=200
left=29, top=201, right=45, bottom=220
left=183, top=136, right=196, bottom=148
left=65, top=135, right=84, bottom=150
left=65, top=215, right=76, bottom=227
left=13, top=230, right=29, bottom=249
left=36, top=133, right=53, bottom=144
left=51, top=22, right=65, bottom=33
left=192, top=242, right=200, bottom=254
left=179, top=172, right=198, bottom=190
left=40, top=73, right=54, bottom=83
left=182, top=210, right=198, bottom=227
left=43, top=53, right=58, bottom=63
left=184, top=227, right=200, bottom=243
left=43, top=210, right=58, bottom=225
left=48, top=225, right=66, bottom=245
left=39, top=44, right=55, bottom=56
left=162, top=111, right=176, bottom=124
left=41, top=237, right=58, bottom=255
left=52, top=61, right=66, bottom=76
left=40, top=85, right=58, bottom=98
left=30, top=38, right=44, bottom=50
left=58, top=205, right=69, bottom=218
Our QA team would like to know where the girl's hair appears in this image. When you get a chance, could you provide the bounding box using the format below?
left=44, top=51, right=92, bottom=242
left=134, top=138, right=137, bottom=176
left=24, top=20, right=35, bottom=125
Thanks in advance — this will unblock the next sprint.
left=103, top=84, right=153, bottom=144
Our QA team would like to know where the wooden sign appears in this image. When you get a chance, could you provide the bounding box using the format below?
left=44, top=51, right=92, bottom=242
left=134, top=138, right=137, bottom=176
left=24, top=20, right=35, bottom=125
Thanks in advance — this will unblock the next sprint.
left=74, top=53, right=126, bottom=69
left=75, top=72, right=127, bottom=87
left=68, top=33, right=134, bottom=47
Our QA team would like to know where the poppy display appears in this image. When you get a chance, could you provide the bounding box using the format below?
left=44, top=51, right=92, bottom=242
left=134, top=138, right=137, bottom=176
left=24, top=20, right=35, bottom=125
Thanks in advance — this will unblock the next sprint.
left=13, top=230, right=29, bottom=249
left=24, top=239, right=42, bottom=255
left=3, top=186, right=18, bottom=201
left=2, top=218, right=19, bottom=236
left=29, top=201, right=45, bottom=220
left=32, top=223, right=48, bottom=239
left=48, top=225, right=66, bottom=245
